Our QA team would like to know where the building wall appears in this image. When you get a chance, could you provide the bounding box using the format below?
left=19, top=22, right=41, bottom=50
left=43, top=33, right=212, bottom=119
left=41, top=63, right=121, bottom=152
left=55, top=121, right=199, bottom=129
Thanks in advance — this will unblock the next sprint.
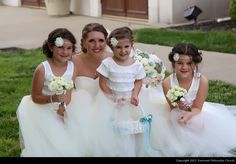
left=158, top=0, right=173, bottom=24
left=2, top=0, right=21, bottom=6
left=2, top=0, right=231, bottom=24
left=71, top=0, right=101, bottom=17
left=171, top=0, right=231, bottom=24
left=148, top=0, right=158, bottom=24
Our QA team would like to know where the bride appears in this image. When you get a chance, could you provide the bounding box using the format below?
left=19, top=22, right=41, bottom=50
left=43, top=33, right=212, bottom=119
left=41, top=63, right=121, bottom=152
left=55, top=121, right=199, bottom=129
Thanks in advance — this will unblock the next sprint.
left=65, top=23, right=112, bottom=156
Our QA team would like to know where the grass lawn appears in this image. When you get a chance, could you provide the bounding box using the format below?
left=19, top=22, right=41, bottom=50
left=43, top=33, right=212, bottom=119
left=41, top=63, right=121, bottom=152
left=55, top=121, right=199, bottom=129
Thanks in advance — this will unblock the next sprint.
left=134, top=28, right=236, bottom=54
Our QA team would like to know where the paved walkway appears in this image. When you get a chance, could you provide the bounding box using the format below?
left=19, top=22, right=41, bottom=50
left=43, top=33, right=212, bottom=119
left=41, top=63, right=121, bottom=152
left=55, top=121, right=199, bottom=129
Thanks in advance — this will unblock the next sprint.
left=1, top=6, right=236, bottom=85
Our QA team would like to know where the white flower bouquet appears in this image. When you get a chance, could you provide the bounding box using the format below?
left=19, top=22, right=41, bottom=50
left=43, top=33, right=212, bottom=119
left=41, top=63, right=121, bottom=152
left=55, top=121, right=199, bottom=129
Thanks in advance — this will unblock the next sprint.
left=48, top=76, right=74, bottom=112
left=134, top=49, right=166, bottom=87
left=166, top=86, right=187, bottom=107
left=48, top=76, right=74, bottom=95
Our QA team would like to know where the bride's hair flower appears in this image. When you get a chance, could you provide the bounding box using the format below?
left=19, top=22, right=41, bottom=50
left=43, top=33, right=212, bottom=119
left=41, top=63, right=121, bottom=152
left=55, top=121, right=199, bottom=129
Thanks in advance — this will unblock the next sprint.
left=134, top=49, right=166, bottom=87
left=110, top=37, right=118, bottom=47
left=173, top=53, right=180, bottom=62
left=54, top=37, right=64, bottom=47
left=166, top=86, right=187, bottom=106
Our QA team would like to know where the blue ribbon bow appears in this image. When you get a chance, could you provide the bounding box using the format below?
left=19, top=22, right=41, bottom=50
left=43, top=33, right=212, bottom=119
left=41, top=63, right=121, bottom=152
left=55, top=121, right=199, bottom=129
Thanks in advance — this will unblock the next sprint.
left=139, top=114, right=162, bottom=156
left=139, top=114, right=152, bottom=124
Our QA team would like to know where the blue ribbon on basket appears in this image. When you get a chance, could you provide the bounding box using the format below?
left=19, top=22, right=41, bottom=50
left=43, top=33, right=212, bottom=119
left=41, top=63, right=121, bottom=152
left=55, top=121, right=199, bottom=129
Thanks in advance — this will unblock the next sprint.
left=139, top=114, right=162, bottom=155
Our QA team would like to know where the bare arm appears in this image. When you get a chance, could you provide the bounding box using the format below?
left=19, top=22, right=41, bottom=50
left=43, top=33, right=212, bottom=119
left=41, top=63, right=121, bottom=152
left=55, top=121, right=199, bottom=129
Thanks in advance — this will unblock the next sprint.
left=180, top=75, right=208, bottom=122
left=31, top=64, right=51, bottom=104
left=131, top=79, right=143, bottom=106
left=162, top=76, right=176, bottom=109
left=99, top=74, right=112, bottom=95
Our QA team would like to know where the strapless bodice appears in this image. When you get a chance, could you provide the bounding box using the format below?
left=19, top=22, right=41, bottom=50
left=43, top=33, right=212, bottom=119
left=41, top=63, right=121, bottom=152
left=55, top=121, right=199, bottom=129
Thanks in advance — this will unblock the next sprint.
left=74, top=76, right=99, bottom=97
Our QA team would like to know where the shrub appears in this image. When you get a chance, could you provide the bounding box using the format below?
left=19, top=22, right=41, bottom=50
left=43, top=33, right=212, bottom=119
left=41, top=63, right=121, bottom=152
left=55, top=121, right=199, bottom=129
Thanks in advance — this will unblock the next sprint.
left=230, top=0, right=236, bottom=21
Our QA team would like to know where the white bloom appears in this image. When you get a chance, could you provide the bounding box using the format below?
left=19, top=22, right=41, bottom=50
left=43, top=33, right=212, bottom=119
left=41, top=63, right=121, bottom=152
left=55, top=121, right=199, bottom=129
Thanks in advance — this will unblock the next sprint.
left=134, top=49, right=166, bottom=87
left=55, top=37, right=64, bottom=47
left=137, top=55, right=142, bottom=61
left=166, top=86, right=187, bottom=106
left=48, top=76, right=74, bottom=95
left=141, top=58, right=149, bottom=66
left=173, top=53, right=180, bottom=62
left=110, top=37, right=118, bottom=47
left=149, top=54, right=160, bottom=63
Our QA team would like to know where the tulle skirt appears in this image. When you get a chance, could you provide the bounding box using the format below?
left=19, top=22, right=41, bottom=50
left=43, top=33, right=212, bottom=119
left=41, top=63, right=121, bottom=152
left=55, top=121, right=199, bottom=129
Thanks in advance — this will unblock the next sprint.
left=91, top=90, right=147, bottom=157
left=139, top=86, right=236, bottom=157
left=17, top=95, right=80, bottom=157
left=170, top=102, right=236, bottom=157
left=32, top=85, right=236, bottom=157
left=139, top=86, right=188, bottom=157
left=65, top=89, right=96, bottom=156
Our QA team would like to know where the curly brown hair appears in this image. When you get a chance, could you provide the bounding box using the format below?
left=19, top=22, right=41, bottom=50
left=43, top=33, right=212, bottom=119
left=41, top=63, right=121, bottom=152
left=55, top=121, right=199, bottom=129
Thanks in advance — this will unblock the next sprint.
left=42, top=28, right=76, bottom=58
left=107, top=26, right=133, bottom=50
left=168, top=43, right=202, bottom=64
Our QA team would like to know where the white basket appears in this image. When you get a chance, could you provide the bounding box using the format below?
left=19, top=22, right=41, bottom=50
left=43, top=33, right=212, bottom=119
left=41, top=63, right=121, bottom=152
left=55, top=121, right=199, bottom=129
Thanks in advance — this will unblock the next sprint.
left=129, top=104, right=145, bottom=120
left=113, top=104, right=147, bottom=134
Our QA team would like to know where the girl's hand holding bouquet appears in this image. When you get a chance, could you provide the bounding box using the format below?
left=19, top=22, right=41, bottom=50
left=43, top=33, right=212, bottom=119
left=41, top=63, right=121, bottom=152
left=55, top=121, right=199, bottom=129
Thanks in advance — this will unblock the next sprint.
left=166, top=86, right=191, bottom=112
left=48, top=76, right=74, bottom=117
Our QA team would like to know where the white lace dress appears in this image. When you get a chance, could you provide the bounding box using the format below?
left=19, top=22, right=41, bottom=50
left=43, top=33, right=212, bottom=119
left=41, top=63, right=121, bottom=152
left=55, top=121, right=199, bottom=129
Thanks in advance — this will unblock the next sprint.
left=169, top=73, right=236, bottom=157
left=16, top=61, right=79, bottom=157
left=93, top=57, right=146, bottom=157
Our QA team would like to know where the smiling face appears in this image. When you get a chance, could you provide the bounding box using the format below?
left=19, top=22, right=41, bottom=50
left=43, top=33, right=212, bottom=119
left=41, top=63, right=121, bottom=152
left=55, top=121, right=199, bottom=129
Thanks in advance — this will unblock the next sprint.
left=173, top=54, right=196, bottom=79
left=83, top=31, right=107, bottom=56
left=51, top=38, right=73, bottom=63
left=112, top=38, right=132, bottom=62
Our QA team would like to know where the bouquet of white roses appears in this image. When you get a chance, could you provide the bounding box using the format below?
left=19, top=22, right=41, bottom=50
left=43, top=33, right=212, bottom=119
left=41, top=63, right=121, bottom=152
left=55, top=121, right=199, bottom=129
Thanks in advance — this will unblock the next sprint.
left=48, top=76, right=74, bottom=112
left=134, top=49, right=166, bottom=87
left=166, top=86, right=187, bottom=107
left=48, top=76, right=74, bottom=95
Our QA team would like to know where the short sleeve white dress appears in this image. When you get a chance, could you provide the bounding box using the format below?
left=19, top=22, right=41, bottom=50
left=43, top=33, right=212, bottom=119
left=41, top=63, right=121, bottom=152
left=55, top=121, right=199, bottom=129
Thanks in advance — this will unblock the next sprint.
left=93, top=57, right=146, bottom=157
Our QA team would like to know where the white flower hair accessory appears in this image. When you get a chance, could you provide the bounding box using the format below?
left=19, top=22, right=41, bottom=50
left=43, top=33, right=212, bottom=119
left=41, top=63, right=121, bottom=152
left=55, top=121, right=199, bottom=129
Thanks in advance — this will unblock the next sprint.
left=55, top=37, right=64, bottom=47
left=110, top=37, right=118, bottom=47
left=173, top=53, right=180, bottom=62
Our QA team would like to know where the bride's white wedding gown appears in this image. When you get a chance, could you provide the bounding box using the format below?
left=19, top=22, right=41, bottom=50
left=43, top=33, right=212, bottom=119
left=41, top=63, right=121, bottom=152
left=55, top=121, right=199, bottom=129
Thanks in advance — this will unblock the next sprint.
left=65, top=76, right=100, bottom=156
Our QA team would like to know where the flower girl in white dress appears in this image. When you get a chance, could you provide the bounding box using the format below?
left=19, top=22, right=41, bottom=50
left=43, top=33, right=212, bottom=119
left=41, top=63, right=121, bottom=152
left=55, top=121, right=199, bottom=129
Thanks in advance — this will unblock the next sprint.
left=162, top=43, right=236, bottom=156
left=94, top=27, right=147, bottom=156
left=17, top=28, right=80, bottom=157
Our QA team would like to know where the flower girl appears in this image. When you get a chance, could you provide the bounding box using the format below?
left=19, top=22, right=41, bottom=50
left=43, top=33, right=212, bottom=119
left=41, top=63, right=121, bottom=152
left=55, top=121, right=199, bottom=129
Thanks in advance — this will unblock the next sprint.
left=16, top=28, right=80, bottom=157
left=93, top=26, right=147, bottom=156
left=162, top=43, right=236, bottom=156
